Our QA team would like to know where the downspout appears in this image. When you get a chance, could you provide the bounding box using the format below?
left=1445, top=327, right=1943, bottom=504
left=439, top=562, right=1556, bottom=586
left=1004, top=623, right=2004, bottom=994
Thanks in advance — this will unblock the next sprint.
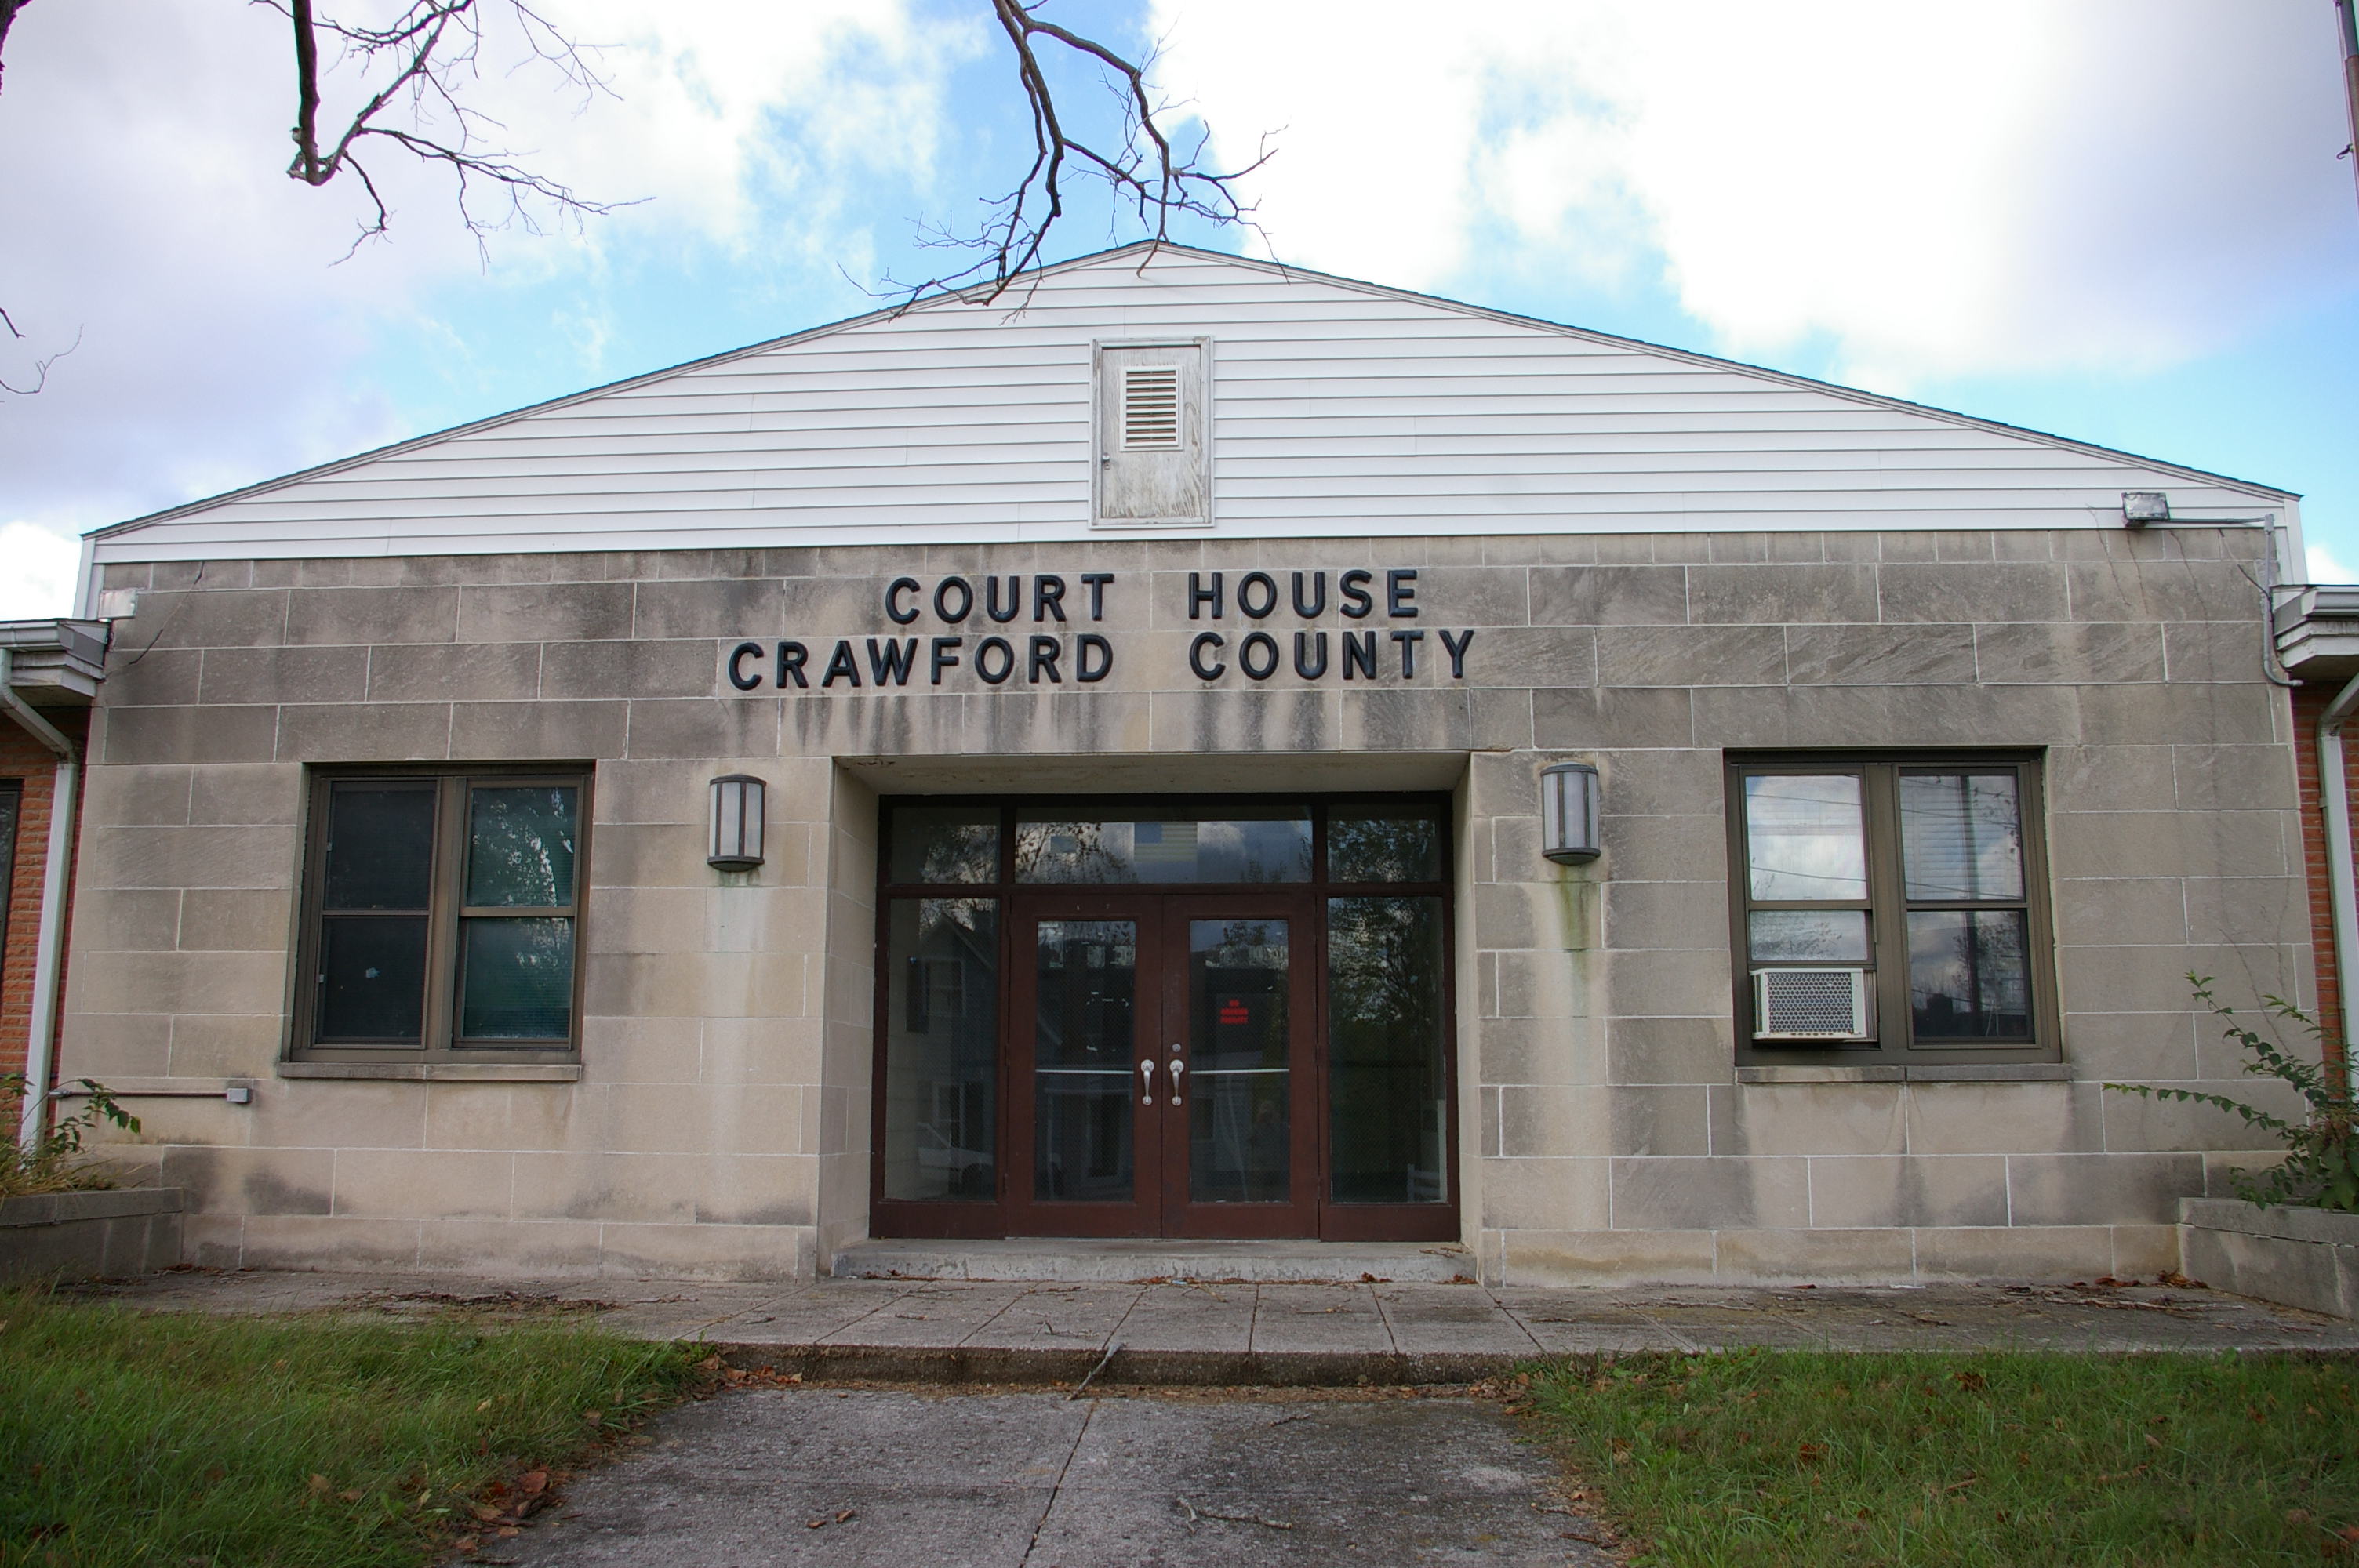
left=2317, top=668, right=2359, bottom=1084
left=0, top=649, right=78, bottom=1152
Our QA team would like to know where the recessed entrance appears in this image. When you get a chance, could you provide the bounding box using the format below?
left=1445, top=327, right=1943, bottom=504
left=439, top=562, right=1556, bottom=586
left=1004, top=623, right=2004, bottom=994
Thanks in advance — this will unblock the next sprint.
left=871, top=797, right=1457, bottom=1243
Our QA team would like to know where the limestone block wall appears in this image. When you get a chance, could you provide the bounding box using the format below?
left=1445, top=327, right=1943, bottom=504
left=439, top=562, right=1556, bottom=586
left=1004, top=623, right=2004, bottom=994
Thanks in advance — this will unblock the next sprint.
left=57, top=525, right=2307, bottom=1283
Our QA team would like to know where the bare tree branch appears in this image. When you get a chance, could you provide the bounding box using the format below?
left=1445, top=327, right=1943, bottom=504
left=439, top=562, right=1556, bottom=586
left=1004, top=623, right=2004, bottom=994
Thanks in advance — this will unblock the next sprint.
left=259, top=0, right=631, bottom=256
left=0, top=0, right=28, bottom=96
left=0, top=321, right=79, bottom=397
left=883, top=0, right=1269, bottom=305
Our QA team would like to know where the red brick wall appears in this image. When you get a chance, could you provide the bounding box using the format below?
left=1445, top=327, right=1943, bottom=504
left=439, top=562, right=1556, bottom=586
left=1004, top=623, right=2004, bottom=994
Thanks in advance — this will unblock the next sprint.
left=2294, top=681, right=2357, bottom=1069
left=1, top=708, right=88, bottom=1117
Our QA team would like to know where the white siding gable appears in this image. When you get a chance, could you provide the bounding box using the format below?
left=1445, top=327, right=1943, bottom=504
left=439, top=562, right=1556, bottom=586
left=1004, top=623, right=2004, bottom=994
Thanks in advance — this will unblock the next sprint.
left=91, top=245, right=2298, bottom=566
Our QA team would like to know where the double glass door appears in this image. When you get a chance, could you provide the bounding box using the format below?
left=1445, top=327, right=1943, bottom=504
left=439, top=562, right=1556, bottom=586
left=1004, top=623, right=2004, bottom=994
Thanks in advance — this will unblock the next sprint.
left=1011, top=894, right=1315, bottom=1237
left=871, top=797, right=1456, bottom=1243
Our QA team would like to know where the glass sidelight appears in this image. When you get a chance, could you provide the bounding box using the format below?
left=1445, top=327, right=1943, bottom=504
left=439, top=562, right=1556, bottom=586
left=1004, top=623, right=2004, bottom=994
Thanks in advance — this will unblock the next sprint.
left=881, top=898, right=999, bottom=1201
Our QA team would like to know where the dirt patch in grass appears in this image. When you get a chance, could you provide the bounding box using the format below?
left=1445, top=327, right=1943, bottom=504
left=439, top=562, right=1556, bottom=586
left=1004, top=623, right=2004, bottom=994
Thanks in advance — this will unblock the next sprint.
left=1522, top=1348, right=2359, bottom=1566
left=0, top=1286, right=707, bottom=1566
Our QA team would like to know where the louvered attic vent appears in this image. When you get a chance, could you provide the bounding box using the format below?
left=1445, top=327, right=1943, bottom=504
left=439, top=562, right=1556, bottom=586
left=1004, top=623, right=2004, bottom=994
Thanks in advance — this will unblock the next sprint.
left=1120, top=366, right=1182, bottom=449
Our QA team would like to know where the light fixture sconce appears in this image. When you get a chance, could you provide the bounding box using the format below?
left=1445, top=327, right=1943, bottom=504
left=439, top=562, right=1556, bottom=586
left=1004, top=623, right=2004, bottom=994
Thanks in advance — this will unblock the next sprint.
left=2122, top=491, right=2169, bottom=528
left=707, top=774, right=766, bottom=871
left=1539, top=761, right=1602, bottom=865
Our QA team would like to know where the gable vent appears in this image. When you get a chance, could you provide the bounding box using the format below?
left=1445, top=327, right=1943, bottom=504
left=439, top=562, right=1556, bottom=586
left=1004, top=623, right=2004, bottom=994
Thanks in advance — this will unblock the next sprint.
left=1120, top=366, right=1182, bottom=450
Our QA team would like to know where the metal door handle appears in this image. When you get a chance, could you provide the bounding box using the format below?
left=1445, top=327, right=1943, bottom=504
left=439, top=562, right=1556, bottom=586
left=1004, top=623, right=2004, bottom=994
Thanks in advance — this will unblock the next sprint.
left=1138, top=1059, right=1155, bottom=1106
left=1168, top=1058, right=1186, bottom=1105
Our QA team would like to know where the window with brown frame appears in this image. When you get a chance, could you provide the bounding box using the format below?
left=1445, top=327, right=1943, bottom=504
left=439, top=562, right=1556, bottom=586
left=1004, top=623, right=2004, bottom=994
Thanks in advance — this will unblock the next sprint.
left=291, top=770, right=588, bottom=1060
left=1726, top=754, right=2059, bottom=1065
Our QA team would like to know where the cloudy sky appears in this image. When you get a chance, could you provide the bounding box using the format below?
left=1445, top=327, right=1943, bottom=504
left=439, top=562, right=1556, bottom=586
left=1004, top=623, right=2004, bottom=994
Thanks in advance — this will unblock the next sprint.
left=2, top=0, right=2354, bottom=616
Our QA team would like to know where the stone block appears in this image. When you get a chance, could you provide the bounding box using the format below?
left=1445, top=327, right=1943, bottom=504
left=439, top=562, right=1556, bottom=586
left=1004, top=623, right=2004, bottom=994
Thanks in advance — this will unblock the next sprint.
left=1496, top=1227, right=1718, bottom=1287
left=1785, top=623, right=1977, bottom=684
left=416, top=1218, right=603, bottom=1276
left=457, top=582, right=634, bottom=643
left=1528, top=565, right=1689, bottom=627
left=75, top=889, right=184, bottom=952
left=1975, top=622, right=2164, bottom=684
left=1601, top=947, right=1732, bottom=1020
left=1686, top=564, right=1878, bottom=624
left=541, top=638, right=721, bottom=700
left=284, top=586, right=458, bottom=646
left=511, top=1150, right=696, bottom=1224
left=162, top=1145, right=335, bottom=1216
left=2172, top=744, right=2299, bottom=812
left=2074, top=684, right=2280, bottom=747
left=2179, top=875, right=2306, bottom=948
left=1713, top=1226, right=1915, bottom=1283
left=136, top=589, right=293, bottom=650
left=449, top=700, right=628, bottom=760
left=1904, top=1081, right=2100, bottom=1155
left=2005, top=1151, right=2205, bottom=1225
left=332, top=1148, right=515, bottom=1219
left=2063, top=560, right=2260, bottom=623
left=86, top=823, right=295, bottom=891
left=1877, top=563, right=2067, bottom=624
left=166, top=1013, right=284, bottom=1077
left=1477, top=1157, right=1612, bottom=1229
left=1609, top=1155, right=1808, bottom=1229
left=1605, top=1014, right=1730, bottom=1086
left=1530, top=686, right=1695, bottom=750
left=187, top=764, right=304, bottom=826
left=71, top=948, right=288, bottom=1016
left=1600, top=880, right=1726, bottom=953
left=275, top=702, right=453, bottom=761
left=236, top=1214, right=424, bottom=1271
left=179, top=889, right=296, bottom=950
left=198, top=646, right=369, bottom=706
left=365, top=642, right=542, bottom=702
left=1910, top=1224, right=2115, bottom=1281
left=633, top=578, right=787, bottom=641
left=1594, top=625, right=1787, bottom=687
left=625, top=699, right=783, bottom=759
left=596, top=1220, right=814, bottom=1280
left=1591, top=813, right=1728, bottom=884
left=102, top=706, right=279, bottom=766
left=1721, top=1084, right=1906, bottom=1157
left=1805, top=1154, right=2008, bottom=1228
left=2043, top=745, right=2177, bottom=813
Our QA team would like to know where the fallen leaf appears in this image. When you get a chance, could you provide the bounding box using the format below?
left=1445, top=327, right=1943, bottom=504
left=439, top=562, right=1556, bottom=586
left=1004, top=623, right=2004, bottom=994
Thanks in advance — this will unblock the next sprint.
left=337, top=1490, right=362, bottom=1503
left=806, top=1519, right=827, bottom=1530
left=519, top=1471, right=548, bottom=1496
left=307, top=1475, right=332, bottom=1494
left=835, top=1509, right=856, bottom=1523
left=476, top=1399, right=494, bottom=1413
left=1952, top=1371, right=1987, bottom=1392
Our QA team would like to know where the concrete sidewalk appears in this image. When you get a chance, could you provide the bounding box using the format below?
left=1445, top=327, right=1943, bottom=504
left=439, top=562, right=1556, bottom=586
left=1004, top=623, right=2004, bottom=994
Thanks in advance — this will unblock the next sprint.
left=71, top=1268, right=2359, bottom=1384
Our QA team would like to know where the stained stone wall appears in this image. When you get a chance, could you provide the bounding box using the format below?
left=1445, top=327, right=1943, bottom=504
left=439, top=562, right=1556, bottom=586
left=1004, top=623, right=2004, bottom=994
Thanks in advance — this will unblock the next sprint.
left=63, top=525, right=2306, bottom=1283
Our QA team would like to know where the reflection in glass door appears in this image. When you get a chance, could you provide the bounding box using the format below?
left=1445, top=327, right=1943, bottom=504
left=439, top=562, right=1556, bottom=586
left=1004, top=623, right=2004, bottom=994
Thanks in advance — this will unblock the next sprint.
left=1033, top=921, right=1140, bottom=1203
left=1183, top=919, right=1291, bottom=1203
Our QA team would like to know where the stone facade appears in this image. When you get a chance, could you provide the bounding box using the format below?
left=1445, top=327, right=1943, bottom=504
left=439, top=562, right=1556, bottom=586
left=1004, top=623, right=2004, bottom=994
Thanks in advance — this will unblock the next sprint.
left=62, top=523, right=2307, bottom=1283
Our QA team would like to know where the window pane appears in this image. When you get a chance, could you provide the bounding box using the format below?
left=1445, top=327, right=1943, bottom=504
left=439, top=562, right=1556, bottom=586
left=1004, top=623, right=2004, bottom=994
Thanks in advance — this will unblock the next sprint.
left=881, top=898, right=999, bottom=1201
left=889, top=807, right=1000, bottom=884
left=1189, top=919, right=1290, bottom=1202
left=1016, top=809, right=1311, bottom=884
left=1033, top=920, right=1136, bottom=1203
left=1907, top=909, right=2032, bottom=1040
left=318, top=915, right=428, bottom=1041
left=1328, top=897, right=1448, bottom=1204
left=1744, top=775, right=1867, bottom=901
left=1328, top=808, right=1443, bottom=883
left=457, top=916, right=574, bottom=1039
left=465, top=786, right=579, bottom=909
left=323, top=784, right=435, bottom=909
left=1900, top=772, right=2024, bottom=901
left=1748, top=909, right=1870, bottom=963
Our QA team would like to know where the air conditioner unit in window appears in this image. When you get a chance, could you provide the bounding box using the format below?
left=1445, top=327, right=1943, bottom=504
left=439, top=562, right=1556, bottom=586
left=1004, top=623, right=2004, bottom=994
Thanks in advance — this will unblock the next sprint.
left=1752, top=968, right=1871, bottom=1041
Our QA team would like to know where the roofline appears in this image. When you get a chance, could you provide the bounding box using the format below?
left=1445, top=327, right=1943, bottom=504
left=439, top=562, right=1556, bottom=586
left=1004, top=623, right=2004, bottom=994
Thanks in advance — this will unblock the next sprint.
left=91, top=240, right=2298, bottom=540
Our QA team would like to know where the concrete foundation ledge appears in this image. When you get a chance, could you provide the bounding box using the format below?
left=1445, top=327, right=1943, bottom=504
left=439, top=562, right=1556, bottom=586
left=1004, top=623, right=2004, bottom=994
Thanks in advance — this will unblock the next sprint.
left=0, top=1187, right=184, bottom=1286
left=2179, top=1197, right=2359, bottom=1319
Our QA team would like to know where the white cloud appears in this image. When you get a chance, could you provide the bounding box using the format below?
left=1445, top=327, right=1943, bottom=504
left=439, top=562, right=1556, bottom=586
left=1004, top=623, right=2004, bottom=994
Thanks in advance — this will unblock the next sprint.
left=0, top=1, right=972, bottom=536
left=2311, top=543, right=2357, bottom=586
left=0, top=522, right=82, bottom=619
left=1150, top=0, right=2357, bottom=388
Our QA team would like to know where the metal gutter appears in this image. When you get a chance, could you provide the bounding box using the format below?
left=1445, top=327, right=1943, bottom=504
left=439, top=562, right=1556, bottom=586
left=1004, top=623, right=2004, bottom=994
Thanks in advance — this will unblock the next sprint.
left=0, top=648, right=80, bottom=1152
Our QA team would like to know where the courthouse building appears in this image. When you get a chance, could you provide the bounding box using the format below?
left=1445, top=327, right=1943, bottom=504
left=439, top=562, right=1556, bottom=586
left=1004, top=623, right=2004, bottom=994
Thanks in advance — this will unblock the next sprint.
left=43, top=244, right=2325, bottom=1283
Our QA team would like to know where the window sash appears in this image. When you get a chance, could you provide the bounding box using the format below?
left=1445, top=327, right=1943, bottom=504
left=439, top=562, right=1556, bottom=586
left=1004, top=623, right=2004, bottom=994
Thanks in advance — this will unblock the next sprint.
left=293, top=771, right=587, bottom=1061
left=1730, top=757, right=2054, bottom=1062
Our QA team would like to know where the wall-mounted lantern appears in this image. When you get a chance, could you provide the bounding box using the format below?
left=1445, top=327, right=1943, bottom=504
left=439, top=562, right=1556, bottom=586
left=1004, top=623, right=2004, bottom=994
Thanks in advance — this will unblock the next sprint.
left=1539, top=762, right=1601, bottom=865
left=707, top=774, right=766, bottom=871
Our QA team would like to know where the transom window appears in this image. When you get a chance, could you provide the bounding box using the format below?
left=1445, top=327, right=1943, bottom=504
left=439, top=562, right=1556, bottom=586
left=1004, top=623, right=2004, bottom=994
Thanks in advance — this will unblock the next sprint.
left=293, top=771, right=587, bottom=1060
left=1727, top=755, right=2056, bottom=1063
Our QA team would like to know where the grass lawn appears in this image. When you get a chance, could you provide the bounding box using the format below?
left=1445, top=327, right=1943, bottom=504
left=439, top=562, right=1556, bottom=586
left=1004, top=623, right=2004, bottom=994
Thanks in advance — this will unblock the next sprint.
left=0, top=1286, right=708, bottom=1567
left=1524, top=1349, right=2359, bottom=1566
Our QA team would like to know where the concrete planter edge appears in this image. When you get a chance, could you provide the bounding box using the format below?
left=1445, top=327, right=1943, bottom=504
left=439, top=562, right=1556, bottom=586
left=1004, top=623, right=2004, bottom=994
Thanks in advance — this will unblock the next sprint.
left=2179, top=1196, right=2359, bottom=1319
left=0, top=1187, right=184, bottom=1286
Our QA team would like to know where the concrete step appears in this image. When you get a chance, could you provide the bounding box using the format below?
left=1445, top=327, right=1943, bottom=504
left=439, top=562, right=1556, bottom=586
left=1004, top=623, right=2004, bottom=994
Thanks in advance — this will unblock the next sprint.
left=830, top=1237, right=1480, bottom=1284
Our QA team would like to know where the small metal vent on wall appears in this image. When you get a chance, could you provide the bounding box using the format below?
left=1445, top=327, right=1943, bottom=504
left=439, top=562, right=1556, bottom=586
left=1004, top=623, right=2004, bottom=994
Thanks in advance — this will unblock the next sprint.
left=1753, top=968, right=1872, bottom=1041
left=1121, top=366, right=1182, bottom=449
